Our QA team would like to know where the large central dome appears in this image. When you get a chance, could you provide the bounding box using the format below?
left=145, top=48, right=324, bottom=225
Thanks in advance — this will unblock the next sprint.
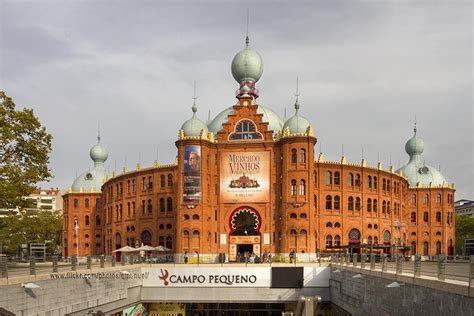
left=207, top=105, right=284, bottom=136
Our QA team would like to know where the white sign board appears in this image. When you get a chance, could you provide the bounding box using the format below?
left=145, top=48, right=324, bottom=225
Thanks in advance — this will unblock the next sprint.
left=220, top=233, right=227, bottom=245
left=263, top=233, right=270, bottom=245
left=143, top=267, right=271, bottom=288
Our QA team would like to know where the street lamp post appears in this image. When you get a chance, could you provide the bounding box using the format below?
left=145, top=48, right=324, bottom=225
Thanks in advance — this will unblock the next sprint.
left=74, top=216, right=79, bottom=258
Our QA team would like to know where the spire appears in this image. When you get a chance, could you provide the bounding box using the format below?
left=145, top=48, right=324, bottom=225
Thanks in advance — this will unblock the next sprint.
left=294, top=77, right=300, bottom=113
left=97, top=121, right=101, bottom=143
left=245, top=8, right=250, bottom=48
left=192, top=80, right=198, bottom=116
left=414, top=115, right=417, bottom=135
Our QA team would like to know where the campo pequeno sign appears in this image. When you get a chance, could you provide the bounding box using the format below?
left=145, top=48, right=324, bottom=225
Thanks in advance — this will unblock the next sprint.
left=142, top=267, right=271, bottom=288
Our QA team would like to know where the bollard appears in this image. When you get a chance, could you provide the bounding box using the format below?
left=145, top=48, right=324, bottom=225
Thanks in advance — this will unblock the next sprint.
left=414, top=254, right=421, bottom=278
left=396, top=255, right=402, bottom=275
left=353, top=253, right=357, bottom=267
left=469, top=255, right=474, bottom=290
left=52, top=255, right=58, bottom=273
left=437, top=255, right=446, bottom=281
left=130, top=255, right=134, bottom=265
left=87, top=256, right=92, bottom=270
left=112, top=255, right=116, bottom=267
left=345, top=253, right=350, bottom=265
left=121, top=255, right=125, bottom=266
left=361, top=253, right=367, bottom=269
left=29, top=257, right=36, bottom=275
left=370, top=253, right=375, bottom=270
left=71, top=256, right=77, bottom=271
left=0, top=256, right=8, bottom=278
left=100, top=255, right=105, bottom=268
left=381, top=254, right=387, bottom=273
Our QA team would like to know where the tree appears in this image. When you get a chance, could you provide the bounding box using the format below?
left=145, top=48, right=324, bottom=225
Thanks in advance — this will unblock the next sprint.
left=0, top=91, right=52, bottom=208
left=455, top=215, right=474, bottom=255
left=0, top=210, right=62, bottom=254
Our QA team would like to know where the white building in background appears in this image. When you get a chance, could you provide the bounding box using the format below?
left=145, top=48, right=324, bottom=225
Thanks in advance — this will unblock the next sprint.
left=0, top=189, right=63, bottom=218
left=455, top=199, right=474, bottom=218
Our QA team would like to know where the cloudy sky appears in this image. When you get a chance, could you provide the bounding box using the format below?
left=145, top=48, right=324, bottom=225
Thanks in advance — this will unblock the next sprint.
left=1, top=1, right=472, bottom=199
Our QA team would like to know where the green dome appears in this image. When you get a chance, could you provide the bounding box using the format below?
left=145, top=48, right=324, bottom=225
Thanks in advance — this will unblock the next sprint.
left=181, top=104, right=208, bottom=137
left=396, top=127, right=447, bottom=187
left=231, top=38, right=263, bottom=83
left=207, top=104, right=283, bottom=136
left=282, top=101, right=313, bottom=134
left=71, top=138, right=109, bottom=192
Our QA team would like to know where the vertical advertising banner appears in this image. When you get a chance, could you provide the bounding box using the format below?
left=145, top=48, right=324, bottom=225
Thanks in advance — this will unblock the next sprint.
left=220, top=151, right=270, bottom=203
left=183, top=145, right=201, bottom=203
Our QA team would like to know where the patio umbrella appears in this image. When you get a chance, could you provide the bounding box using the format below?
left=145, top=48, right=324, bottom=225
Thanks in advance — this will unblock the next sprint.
left=136, top=245, right=156, bottom=251
left=113, top=246, right=138, bottom=253
left=155, top=245, right=171, bottom=252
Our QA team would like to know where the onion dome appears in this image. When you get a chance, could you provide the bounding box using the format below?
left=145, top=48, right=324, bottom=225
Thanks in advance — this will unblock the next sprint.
left=232, top=36, right=263, bottom=98
left=282, top=99, right=313, bottom=134
left=181, top=102, right=208, bottom=137
left=396, top=125, right=446, bottom=187
left=71, top=135, right=109, bottom=192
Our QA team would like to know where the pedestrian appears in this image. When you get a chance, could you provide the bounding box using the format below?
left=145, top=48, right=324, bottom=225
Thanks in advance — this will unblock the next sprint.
left=184, top=251, right=188, bottom=264
left=262, top=250, right=267, bottom=264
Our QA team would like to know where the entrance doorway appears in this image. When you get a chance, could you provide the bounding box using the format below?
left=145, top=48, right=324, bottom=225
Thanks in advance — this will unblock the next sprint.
left=238, top=244, right=253, bottom=254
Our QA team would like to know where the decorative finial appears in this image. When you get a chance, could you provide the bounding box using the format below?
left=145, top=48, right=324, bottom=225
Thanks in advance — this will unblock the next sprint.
left=192, top=80, right=198, bottom=114
left=97, top=121, right=101, bottom=143
left=294, top=77, right=300, bottom=112
left=414, top=115, right=417, bottom=135
left=245, top=8, right=250, bottom=48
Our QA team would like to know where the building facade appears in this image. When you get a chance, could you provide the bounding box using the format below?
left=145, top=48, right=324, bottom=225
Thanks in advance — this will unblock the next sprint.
left=455, top=199, right=474, bottom=217
left=0, top=189, right=63, bottom=218
left=62, top=38, right=456, bottom=259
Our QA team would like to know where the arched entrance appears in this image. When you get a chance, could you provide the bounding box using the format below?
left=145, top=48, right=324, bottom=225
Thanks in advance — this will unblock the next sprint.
left=348, top=228, right=361, bottom=254
left=228, top=206, right=262, bottom=261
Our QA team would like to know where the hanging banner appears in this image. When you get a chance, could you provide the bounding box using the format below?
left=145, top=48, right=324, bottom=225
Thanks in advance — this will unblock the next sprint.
left=220, top=151, right=270, bottom=203
left=183, top=145, right=201, bottom=203
left=149, top=303, right=186, bottom=316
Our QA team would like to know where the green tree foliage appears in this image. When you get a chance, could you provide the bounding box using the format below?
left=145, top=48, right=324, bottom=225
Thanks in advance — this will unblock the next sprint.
left=0, top=91, right=53, bottom=208
left=0, top=210, right=62, bottom=254
left=455, top=215, right=474, bottom=255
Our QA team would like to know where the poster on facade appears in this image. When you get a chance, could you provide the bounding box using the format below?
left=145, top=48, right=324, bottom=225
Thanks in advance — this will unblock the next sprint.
left=123, top=303, right=147, bottom=316
left=149, top=303, right=186, bottom=316
left=183, top=145, right=201, bottom=203
left=220, top=151, right=270, bottom=203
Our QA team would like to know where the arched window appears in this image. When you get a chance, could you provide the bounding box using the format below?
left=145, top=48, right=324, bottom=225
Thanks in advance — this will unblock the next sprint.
left=299, top=149, right=306, bottom=163
left=183, top=230, right=190, bottom=236
left=326, top=195, right=332, bottom=210
left=326, top=235, right=333, bottom=247
left=300, top=213, right=307, bottom=219
left=411, top=212, right=416, bottom=223
left=387, top=180, right=391, bottom=192
left=355, top=174, right=361, bottom=186
left=166, top=236, right=172, bottom=249
left=348, top=197, right=354, bottom=210
left=374, top=236, right=378, bottom=244
left=96, top=215, right=100, bottom=225
left=411, top=241, right=417, bottom=255
left=160, top=175, right=165, bottom=188
left=355, top=197, right=361, bottom=210
left=326, top=222, right=333, bottom=228
left=387, top=201, right=391, bottom=214
left=313, top=195, right=317, bottom=208
left=192, top=214, right=200, bottom=220
left=192, top=230, right=200, bottom=236
left=334, top=222, right=341, bottom=228
left=368, top=224, right=372, bottom=229
left=147, top=199, right=152, bottom=213
left=291, top=149, right=297, bottom=163
left=435, top=241, right=441, bottom=255
left=184, top=214, right=190, bottom=220
left=411, top=194, right=416, bottom=205
left=160, top=198, right=165, bottom=212
left=168, top=174, right=173, bottom=187
left=436, top=194, right=441, bottom=204
left=348, top=173, right=354, bottom=187
left=423, top=241, right=429, bottom=256
left=423, top=212, right=429, bottom=222
left=159, top=224, right=165, bottom=230
left=127, top=202, right=131, bottom=217
left=367, top=199, right=372, bottom=212
left=326, top=171, right=332, bottom=185
left=166, top=224, right=172, bottom=229
left=159, top=236, right=165, bottom=246
left=334, top=172, right=340, bottom=185
left=374, top=176, right=378, bottom=189
left=290, top=213, right=297, bottom=219
left=290, top=229, right=297, bottom=236
left=348, top=228, right=361, bottom=241
left=373, top=199, right=378, bottom=213
left=382, top=201, right=386, bottom=213
left=229, top=119, right=262, bottom=140
left=85, top=199, right=89, bottom=208
left=85, top=215, right=90, bottom=225
left=141, top=230, right=152, bottom=245
left=334, top=196, right=341, bottom=210
left=368, top=236, right=373, bottom=244
left=299, top=180, right=306, bottom=195
left=367, top=176, right=372, bottom=189
left=383, top=179, right=386, bottom=191
left=334, top=235, right=341, bottom=246
left=291, top=179, right=297, bottom=196
left=73, top=199, right=78, bottom=208
left=167, top=198, right=173, bottom=211
left=423, top=194, right=429, bottom=205
left=374, top=224, right=378, bottom=229
left=436, top=212, right=441, bottom=222
left=300, top=229, right=307, bottom=235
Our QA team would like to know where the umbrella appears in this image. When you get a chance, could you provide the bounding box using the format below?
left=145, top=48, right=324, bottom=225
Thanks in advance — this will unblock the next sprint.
left=136, top=245, right=156, bottom=251
left=155, top=245, right=171, bottom=252
left=113, top=246, right=138, bottom=253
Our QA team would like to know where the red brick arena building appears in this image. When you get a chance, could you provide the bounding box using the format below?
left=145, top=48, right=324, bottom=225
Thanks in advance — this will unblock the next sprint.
left=62, top=37, right=455, bottom=261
